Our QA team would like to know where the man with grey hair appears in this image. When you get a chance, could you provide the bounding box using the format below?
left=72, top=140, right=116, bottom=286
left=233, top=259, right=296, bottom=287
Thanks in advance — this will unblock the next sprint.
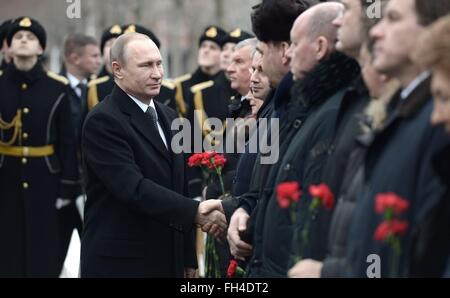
left=227, top=38, right=258, bottom=99
left=80, top=32, right=228, bottom=278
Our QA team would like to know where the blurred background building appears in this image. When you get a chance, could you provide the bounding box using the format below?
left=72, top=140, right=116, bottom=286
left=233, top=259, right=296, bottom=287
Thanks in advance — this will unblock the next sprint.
left=0, top=0, right=260, bottom=77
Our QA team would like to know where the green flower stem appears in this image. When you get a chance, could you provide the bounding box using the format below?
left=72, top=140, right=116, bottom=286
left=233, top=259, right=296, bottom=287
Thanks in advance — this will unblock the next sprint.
left=216, top=167, right=225, bottom=195
left=205, top=235, right=222, bottom=278
left=388, top=235, right=402, bottom=278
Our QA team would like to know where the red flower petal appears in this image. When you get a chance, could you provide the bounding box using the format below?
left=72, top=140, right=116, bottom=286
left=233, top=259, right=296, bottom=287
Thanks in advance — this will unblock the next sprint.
left=374, top=220, right=409, bottom=241
left=227, top=259, right=238, bottom=278
left=309, top=184, right=335, bottom=210
left=375, top=193, right=410, bottom=215
left=188, top=153, right=203, bottom=167
left=391, top=219, right=409, bottom=236
left=276, top=182, right=301, bottom=209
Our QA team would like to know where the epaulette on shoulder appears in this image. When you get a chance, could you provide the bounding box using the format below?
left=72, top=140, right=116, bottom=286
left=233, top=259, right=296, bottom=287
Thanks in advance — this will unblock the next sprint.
left=174, top=73, right=192, bottom=83
left=190, top=80, right=214, bottom=94
left=47, top=71, right=69, bottom=85
left=162, top=79, right=175, bottom=90
left=88, top=75, right=110, bottom=87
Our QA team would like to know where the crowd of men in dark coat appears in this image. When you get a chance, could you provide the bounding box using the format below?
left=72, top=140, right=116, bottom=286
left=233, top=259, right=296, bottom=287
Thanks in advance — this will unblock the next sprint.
left=0, top=0, right=449, bottom=278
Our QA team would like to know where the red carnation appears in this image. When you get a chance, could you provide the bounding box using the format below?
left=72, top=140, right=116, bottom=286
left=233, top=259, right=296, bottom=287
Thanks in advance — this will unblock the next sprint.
left=226, top=259, right=238, bottom=278
left=375, top=193, right=410, bottom=216
left=276, top=182, right=301, bottom=209
left=374, top=219, right=409, bottom=242
left=213, top=154, right=227, bottom=169
left=309, top=183, right=335, bottom=210
left=188, top=153, right=203, bottom=168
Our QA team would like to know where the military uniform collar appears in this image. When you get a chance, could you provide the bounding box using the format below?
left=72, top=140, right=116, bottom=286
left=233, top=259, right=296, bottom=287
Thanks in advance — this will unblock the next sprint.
left=6, top=61, right=46, bottom=84
left=193, top=67, right=222, bottom=82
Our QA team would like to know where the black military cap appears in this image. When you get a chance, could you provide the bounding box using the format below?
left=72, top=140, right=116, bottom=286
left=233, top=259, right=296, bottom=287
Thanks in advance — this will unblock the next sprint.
left=122, top=24, right=161, bottom=49
left=223, top=28, right=255, bottom=46
left=100, top=24, right=123, bottom=54
left=6, top=17, right=46, bottom=50
left=0, top=19, right=12, bottom=45
left=198, top=25, right=227, bottom=48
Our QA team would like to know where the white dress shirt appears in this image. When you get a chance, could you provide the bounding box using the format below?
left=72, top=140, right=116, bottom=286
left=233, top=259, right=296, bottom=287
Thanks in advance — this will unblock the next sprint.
left=127, top=94, right=168, bottom=149
left=67, top=72, right=88, bottom=98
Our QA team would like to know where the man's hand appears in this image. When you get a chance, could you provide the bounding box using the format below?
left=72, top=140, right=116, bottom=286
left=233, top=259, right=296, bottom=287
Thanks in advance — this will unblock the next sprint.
left=227, top=208, right=253, bottom=261
left=288, top=259, right=323, bottom=278
left=195, top=200, right=227, bottom=239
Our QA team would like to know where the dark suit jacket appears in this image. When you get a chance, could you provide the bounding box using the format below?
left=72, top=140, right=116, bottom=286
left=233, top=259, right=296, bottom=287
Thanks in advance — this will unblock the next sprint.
left=80, top=85, right=199, bottom=278
left=59, top=70, right=89, bottom=148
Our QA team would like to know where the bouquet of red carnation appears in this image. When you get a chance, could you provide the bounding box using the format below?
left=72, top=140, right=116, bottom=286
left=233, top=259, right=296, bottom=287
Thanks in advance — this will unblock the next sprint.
left=276, top=182, right=335, bottom=263
left=373, top=192, right=409, bottom=278
left=188, top=151, right=227, bottom=278
left=188, top=151, right=226, bottom=194
left=293, top=183, right=335, bottom=261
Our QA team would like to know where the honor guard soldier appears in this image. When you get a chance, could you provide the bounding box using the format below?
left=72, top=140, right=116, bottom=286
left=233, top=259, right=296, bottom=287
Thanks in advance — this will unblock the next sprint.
left=174, top=25, right=227, bottom=119
left=86, top=24, right=123, bottom=110
left=0, top=17, right=80, bottom=277
left=98, top=25, right=122, bottom=78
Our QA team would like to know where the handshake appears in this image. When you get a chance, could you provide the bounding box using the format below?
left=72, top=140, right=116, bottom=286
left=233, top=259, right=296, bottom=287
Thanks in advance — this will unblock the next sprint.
left=195, top=200, right=227, bottom=239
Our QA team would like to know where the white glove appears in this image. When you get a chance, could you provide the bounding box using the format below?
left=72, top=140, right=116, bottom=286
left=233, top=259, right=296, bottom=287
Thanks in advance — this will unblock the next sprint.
left=75, top=195, right=86, bottom=220
left=55, top=198, right=72, bottom=210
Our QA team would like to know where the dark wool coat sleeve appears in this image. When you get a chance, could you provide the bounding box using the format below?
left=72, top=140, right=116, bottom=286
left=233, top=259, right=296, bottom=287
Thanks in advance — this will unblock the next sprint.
left=56, top=89, right=81, bottom=199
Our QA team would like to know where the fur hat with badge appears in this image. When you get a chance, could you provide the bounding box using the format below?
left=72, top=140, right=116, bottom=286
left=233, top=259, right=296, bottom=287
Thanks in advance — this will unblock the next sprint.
left=6, top=17, right=46, bottom=50
left=198, top=25, right=227, bottom=48
left=223, top=28, right=254, bottom=46
left=100, top=24, right=123, bottom=54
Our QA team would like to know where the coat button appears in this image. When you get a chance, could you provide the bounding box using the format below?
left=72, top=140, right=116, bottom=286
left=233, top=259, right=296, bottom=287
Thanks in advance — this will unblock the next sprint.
left=23, top=107, right=30, bottom=114
left=21, top=158, right=28, bottom=165
left=293, top=119, right=302, bottom=129
left=21, top=83, right=28, bottom=90
left=23, top=182, right=29, bottom=189
left=22, top=132, right=29, bottom=140
left=284, top=163, right=291, bottom=171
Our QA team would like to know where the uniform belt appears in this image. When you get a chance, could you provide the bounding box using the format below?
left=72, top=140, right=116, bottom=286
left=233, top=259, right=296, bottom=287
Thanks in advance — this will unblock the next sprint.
left=0, top=145, right=55, bottom=157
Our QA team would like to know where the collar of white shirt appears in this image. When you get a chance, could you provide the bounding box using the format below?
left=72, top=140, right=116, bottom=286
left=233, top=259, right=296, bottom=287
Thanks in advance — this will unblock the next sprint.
left=127, top=94, right=157, bottom=118
left=400, top=70, right=431, bottom=100
left=127, top=94, right=168, bottom=148
left=67, top=72, right=88, bottom=90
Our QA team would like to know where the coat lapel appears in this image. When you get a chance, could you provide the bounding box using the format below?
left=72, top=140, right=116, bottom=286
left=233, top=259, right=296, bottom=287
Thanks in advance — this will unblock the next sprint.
left=112, top=86, right=171, bottom=164
left=397, top=76, right=432, bottom=118
left=155, top=101, right=185, bottom=193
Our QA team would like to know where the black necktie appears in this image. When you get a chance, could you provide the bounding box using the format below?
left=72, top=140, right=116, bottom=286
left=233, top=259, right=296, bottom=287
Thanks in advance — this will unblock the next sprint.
left=77, top=82, right=87, bottom=100
left=146, top=106, right=159, bottom=132
left=146, top=106, right=168, bottom=149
